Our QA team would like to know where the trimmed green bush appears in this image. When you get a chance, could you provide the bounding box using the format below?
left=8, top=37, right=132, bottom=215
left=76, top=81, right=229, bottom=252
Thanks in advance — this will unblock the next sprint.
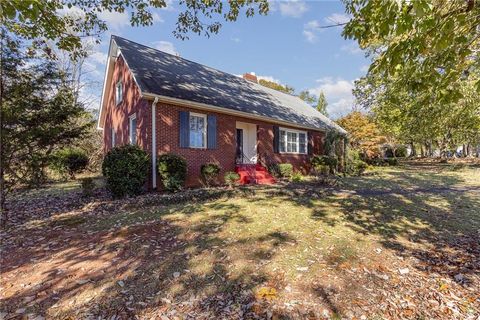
left=201, top=162, right=221, bottom=187
left=395, top=146, right=408, bottom=158
left=352, top=159, right=368, bottom=175
left=224, top=171, right=240, bottom=188
left=314, top=164, right=330, bottom=176
left=267, top=163, right=281, bottom=178
left=311, top=155, right=338, bottom=174
left=52, top=148, right=89, bottom=179
left=157, top=153, right=187, bottom=192
left=102, top=145, right=150, bottom=198
left=291, top=171, right=304, bottom=182
left=278, top=163, right=293, bottom=178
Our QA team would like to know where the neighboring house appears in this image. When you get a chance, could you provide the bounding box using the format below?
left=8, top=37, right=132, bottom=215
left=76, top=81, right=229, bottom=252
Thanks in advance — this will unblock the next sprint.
left=97, top=36, right=346, bottom=188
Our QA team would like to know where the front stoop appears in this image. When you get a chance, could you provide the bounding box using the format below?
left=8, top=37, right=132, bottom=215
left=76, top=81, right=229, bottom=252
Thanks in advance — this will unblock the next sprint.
left=235, top=164, right=276, bottom=185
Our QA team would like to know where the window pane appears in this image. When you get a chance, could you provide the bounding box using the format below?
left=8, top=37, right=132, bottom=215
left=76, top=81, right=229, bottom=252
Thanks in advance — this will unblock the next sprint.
left=131, top=118, right=137, bottom=144
left=280, top=130, right=286, bottom=152
left=299, top=133, right=306, bottom=153
left=189, top=115, right=205, bottom=147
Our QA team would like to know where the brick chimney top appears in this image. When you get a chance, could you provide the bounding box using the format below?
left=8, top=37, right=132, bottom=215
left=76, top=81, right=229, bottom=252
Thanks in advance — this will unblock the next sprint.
left=243, top=72, right=258, bottom=83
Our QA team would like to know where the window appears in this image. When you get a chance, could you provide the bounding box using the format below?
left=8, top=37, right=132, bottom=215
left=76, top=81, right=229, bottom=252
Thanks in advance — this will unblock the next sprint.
left=129, top=114, right=137, bottom=144
left=189, top=113, right=207, bottom=148
left=111, top=127, right=116, bottom=147
left=279, top=128, right=307, bottom=154
left=115, top=80, right=123, bottom=105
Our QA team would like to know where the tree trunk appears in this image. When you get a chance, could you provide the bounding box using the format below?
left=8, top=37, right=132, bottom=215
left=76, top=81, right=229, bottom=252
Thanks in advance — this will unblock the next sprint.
left=420, top=145, right=425, bottom=157
left=0, top=28, right=6, bottom=228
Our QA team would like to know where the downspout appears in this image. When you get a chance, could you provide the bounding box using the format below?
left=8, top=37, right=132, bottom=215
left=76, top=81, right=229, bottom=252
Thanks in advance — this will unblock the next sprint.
left=151, top=97, right=159, bottom=189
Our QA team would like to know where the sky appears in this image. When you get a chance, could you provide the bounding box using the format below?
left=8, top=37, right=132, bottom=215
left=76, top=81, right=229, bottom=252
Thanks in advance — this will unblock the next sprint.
left=82, top=0, right=370, bottom=119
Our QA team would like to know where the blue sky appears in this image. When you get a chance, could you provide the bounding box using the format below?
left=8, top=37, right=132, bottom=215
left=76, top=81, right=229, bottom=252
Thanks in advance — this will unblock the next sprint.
left=83, top=0, right=370, bottom=119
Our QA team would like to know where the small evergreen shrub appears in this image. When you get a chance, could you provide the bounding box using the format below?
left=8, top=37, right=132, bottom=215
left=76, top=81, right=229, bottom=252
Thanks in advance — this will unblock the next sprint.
left=385, top=158, right=398, bottom=166
left=352, top=159, right=368, bottom=175
left=102, top=145, right=150, bottom=198
left=395, top=146, right=408, bottom=158
left=224, top=171, right=240, bottom=188
left=267, top=163, right=281, bottom=178
left=314, top=164, right=330, bottom=176
left=157, top=153, right=187, bottom=192
left=81, top=177, right=95, bottom=197
left=52, top=148, right=89, bottom=179
left=201, top=162, right=221, bottom=187
left=312, top=155, right=338, bottom=174
left=291, top=171, right=304, bottom=182
left=278, top=163, right=293, bottom=178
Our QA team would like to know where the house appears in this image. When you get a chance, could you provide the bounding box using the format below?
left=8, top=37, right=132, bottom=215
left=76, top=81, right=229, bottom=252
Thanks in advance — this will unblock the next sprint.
left=97, top=36, right=346, bottom=188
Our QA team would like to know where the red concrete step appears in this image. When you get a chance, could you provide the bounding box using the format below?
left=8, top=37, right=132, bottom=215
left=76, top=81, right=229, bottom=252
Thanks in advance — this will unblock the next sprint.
left=235, top=164, right=276, bottom=185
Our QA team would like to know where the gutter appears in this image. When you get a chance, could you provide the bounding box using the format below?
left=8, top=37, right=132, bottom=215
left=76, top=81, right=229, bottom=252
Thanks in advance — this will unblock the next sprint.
left=142, top=92, right=329, bottom=133
left=151, top=97, right=159, bottom=189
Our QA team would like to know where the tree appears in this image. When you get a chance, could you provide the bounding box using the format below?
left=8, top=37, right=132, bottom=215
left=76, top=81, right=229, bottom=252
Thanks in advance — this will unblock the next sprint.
left=298, top=90, right=316, bottom=105
left=0, top=36, right=93, bottom=225
left=343, top=0, right=480, bottom=110
left=336, top=111, right=385, bottom=159
left=258, top=79, right=295, bottom=95
left=1, top=0, right=269, bottom=56
left=316, top=91, right=328, bottom=116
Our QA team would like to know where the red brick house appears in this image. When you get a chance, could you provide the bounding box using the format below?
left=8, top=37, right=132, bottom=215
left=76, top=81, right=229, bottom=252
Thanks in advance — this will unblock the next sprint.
left=97, top=36, right=346, bottom=188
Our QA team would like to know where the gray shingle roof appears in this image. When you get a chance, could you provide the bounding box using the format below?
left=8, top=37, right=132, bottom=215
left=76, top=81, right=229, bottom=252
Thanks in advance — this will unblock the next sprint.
left=113, top=35, right=346, bottom=134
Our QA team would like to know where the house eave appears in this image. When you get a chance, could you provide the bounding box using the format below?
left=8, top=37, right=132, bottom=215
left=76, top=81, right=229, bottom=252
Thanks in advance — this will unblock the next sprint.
left=142, top=92, right=327, bottom=133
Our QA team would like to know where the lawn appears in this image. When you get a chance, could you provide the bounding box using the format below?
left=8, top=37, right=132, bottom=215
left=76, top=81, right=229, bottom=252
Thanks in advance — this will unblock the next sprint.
left=1, top=161, right=479, bottom=319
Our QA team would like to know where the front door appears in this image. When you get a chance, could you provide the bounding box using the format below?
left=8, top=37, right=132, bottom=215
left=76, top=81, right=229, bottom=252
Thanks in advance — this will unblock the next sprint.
left=236, top=128, right=243, bottom=163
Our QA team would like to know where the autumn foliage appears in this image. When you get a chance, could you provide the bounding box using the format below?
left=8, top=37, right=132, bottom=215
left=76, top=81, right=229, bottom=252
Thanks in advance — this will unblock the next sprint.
left=336, top=111, right=385, bottom=159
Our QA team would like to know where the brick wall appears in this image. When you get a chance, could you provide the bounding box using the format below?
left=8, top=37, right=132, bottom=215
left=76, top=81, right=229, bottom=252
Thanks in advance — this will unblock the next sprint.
left=103, top=55, right=151, bottom=155
left=153, top=102, right=325, bottom=186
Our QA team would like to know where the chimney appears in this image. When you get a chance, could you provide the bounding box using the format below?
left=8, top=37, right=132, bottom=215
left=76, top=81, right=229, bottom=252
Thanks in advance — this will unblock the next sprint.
left=243, top=72, right=258, bottom=83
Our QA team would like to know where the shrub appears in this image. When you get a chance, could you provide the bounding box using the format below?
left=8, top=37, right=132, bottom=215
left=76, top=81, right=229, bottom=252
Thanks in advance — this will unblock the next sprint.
left=81, top=177, right=95, bottom=197
left=267, top=163, right=281, bottom=178
left=201, top=162, right=221, bottom=187
left=314, top=164, right=330, bottom=176
left=102, top=145, right=150, bottom=198
left=157, top=153, right=187, bottom=192
left=352, top=159, right=368, bottom=175
left=52, top=148, right=89, bottom=179
left=312, top=155, right=338, bottom=174
left=278, top=163, right=293, bottom=178
left=395, top=146, right=408, bottom=158
left=291, top=171, right=304, bottom=182
left=385, top=158, right=398, bottom=166
left=224, top=171, right=240, bottom=188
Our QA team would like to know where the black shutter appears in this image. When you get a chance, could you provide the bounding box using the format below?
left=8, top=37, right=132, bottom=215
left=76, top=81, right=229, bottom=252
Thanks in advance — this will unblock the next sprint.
left=207, top=115, right=217, bottom=149
left=273, top=126, right=280, bottom=153
left=179, top=111, right=190, bottom=148
left=308, top=132, right=314, bottom=155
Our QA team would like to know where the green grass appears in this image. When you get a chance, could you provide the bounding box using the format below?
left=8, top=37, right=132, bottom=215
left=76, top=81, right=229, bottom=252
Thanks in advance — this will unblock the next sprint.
left=5, top=161, right=480, bottom=318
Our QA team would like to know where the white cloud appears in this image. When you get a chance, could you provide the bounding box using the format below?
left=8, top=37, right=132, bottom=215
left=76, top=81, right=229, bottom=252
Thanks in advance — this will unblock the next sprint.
left=303, top=20, right=321, bottom=43
left=324, top=13, right=350, bottom=25
left=89, top=51, right=107, bottom=65
left=279, top=0, right=308, bottom=18
left=152, top=41, right=178, bottom=55
left=341, top=42, right=362, bottom=54
left=98, top=10, right=130, bottom=30
left=360, top=64, right=370, bottom=73
left=309, top=77, right=355, bottom=119
left=231, top=37, right=241, bottom=43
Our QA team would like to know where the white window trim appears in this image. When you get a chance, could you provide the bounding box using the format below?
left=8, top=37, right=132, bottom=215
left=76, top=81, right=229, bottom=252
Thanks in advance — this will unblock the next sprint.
left=129, top=113, right=137, bottom=144
left=116, top=80, right=123, bottom=105
left=189, top=112, right=207, bottom=149
left=279, top=127, right=307, bottom=155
